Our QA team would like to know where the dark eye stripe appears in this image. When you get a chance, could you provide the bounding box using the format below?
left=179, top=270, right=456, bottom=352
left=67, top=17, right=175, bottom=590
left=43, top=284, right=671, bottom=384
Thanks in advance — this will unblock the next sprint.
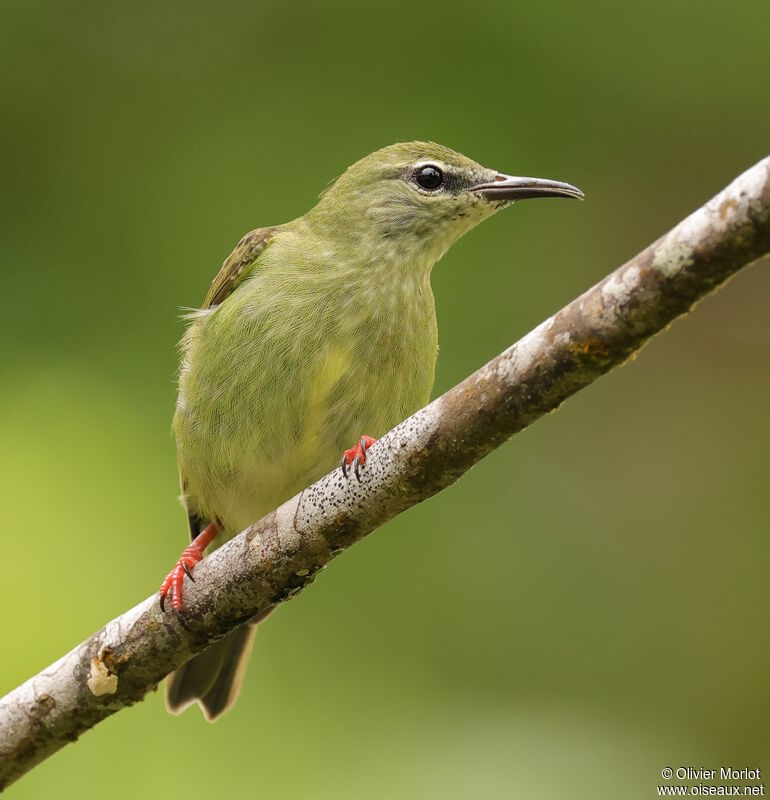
left=415, top=165, right=444, bottom=191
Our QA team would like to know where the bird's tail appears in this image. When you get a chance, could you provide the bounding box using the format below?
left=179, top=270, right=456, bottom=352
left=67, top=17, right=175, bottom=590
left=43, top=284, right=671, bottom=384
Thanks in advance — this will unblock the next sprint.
left=165, top=623, right=258, bottom=721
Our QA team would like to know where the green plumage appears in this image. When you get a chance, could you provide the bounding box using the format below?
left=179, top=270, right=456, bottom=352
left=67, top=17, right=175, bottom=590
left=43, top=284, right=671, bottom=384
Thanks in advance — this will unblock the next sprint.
left=175, top=216, right=439, bottom=535
left=165, top=141, right=582, bottom=720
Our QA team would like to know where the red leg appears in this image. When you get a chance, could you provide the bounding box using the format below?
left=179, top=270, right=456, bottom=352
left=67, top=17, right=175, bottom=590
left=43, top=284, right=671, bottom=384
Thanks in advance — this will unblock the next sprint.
left=159, top=521, right=218, bottom=616
left=340, top=435, right=377, bottom=482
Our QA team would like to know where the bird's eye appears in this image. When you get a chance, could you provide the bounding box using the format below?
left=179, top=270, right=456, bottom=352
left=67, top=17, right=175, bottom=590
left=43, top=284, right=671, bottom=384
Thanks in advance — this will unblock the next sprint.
left=414, top=165, right=444, bottom=191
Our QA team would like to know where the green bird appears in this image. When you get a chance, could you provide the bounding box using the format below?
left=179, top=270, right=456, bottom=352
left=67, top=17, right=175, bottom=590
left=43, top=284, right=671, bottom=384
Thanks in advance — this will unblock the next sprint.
left=160, top=141, right=583, bottom=720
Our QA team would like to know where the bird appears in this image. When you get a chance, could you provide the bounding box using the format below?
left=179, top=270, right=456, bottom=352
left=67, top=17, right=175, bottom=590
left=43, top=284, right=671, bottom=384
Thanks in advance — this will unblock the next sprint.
left=160, top=141, right=583, bottom=720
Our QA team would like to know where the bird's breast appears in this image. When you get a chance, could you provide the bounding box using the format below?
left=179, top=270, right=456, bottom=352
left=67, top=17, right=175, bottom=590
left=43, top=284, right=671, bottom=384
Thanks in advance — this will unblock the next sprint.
left=175, top=269, right=438, bottom=534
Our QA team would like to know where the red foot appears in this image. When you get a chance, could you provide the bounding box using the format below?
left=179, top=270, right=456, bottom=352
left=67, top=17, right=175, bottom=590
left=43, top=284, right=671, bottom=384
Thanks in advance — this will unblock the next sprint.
left=159, top=522, right=218, bottom=616
left=340, top=435, right=377, bottom=482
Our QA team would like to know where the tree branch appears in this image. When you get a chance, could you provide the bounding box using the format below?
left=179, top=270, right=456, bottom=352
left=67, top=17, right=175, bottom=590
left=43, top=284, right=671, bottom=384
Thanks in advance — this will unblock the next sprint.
left=1, top=157, right=768, bottom=791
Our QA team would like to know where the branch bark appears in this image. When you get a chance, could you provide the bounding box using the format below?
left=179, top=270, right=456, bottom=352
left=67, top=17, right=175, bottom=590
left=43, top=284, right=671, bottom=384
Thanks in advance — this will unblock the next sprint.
left=1, top=157, right=768, bottom=791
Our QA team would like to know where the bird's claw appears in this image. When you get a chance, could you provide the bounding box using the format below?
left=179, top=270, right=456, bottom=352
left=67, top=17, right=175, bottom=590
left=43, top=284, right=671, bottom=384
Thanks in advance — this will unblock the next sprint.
left=341, top=435, right=376, bottom=482
left=158, top=522, right=218, bottom=617
left=159, top=554, right=201, bottom=616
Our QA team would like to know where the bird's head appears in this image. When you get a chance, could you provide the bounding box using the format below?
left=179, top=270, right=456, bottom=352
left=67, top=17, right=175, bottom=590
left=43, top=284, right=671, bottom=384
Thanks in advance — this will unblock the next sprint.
left=310, top=141, right=583, bottom=265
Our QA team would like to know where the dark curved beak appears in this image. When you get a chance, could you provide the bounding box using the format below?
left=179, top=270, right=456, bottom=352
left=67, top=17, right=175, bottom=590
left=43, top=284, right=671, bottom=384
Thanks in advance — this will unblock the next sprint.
left=472, top=174, right=584, bottom=201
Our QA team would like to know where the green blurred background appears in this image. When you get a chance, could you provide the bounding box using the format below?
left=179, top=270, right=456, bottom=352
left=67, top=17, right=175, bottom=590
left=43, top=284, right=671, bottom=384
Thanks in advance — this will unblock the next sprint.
left=1, top=1, right=768, bottom=797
